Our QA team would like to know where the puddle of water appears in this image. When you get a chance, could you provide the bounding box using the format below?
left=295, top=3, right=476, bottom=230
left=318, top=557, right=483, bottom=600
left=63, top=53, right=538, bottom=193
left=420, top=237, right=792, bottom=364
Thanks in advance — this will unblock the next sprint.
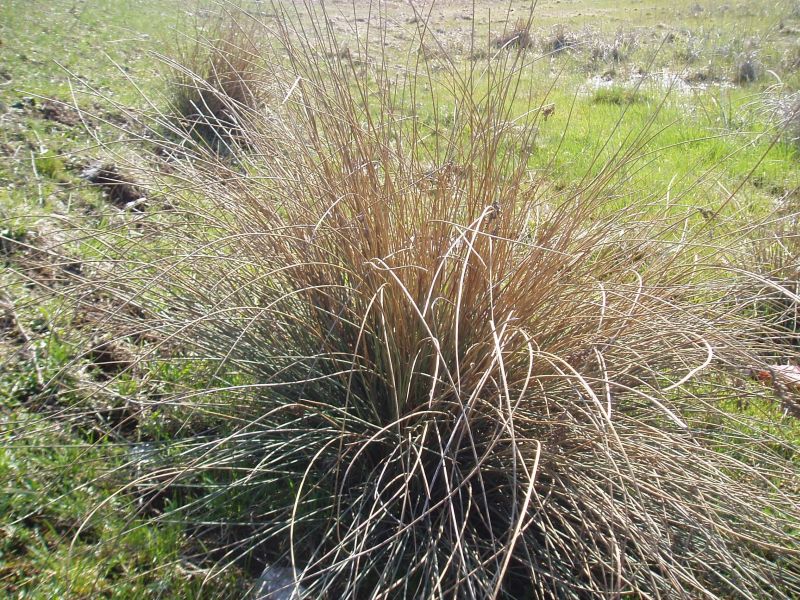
left=586, top=69, right=732, bottom=95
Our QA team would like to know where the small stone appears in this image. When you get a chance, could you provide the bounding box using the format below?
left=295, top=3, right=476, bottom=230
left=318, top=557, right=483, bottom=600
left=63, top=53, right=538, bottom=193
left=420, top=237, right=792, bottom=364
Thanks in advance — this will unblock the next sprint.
left=253, top=565, right=305, bottom=600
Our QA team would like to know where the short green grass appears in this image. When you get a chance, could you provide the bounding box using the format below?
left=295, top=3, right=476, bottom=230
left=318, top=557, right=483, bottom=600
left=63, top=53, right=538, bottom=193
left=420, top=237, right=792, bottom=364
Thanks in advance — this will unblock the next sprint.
left=0, top=411, right=232, bottom=598
left=2, top=0, right=799, bottom=596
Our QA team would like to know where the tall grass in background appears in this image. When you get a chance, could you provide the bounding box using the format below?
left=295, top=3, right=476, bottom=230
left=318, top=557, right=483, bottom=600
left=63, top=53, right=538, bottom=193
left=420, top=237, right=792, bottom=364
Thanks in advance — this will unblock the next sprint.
left=62, top=2, right=800, bottom=598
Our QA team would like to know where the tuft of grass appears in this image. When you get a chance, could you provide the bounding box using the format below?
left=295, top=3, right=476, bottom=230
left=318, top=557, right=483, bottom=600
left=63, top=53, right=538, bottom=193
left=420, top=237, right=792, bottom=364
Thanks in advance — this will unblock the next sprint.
left=591, top=86, right=646, bottom=105
left=34, top=151, right=70, bottom=183
left=742, top=205, right=800, bottom=356
left=494, top=18, right=534, bottom=50
left=0, top=225, right=27, bottom=257
left=541, top=24, right=576, bottom=54
left=783, top=40, right=800, bottom=71
left=734, top=52, right=761, bottom=84
left=164, top=12, right=267, bottom=151
left=588, top=28, right=638, bottom=64
left=766, top=89, right=800, bottom=147
left=69, top=5, right=800, bottom=599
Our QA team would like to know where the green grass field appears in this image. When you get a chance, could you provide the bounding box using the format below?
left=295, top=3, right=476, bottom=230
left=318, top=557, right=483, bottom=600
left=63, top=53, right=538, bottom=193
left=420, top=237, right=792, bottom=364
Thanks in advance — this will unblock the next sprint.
left=2, top=1, right=799, bottom=597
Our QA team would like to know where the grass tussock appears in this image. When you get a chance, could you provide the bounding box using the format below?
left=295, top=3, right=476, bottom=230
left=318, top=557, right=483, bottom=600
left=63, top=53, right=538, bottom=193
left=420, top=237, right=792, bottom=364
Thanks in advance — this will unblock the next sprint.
left=784, top=41, right=800, bottom=71
left=746, top=209, right=800, bottom=352
left=541, top=24, right=576, bottom=54
left=166, top=13, right=266, bottom=150
left=494, top=18, right=534, bottom=50
left=734, top=52, right=761, bottom=84
left=70, top=6, right=800, bottom=600
left=592, top=86, right=646, bottom=106
left=767, top=89, right=800, bottom=147
left=588, top=28, right=638, bottom=64
left=735, top=201, right=800, bottom=416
